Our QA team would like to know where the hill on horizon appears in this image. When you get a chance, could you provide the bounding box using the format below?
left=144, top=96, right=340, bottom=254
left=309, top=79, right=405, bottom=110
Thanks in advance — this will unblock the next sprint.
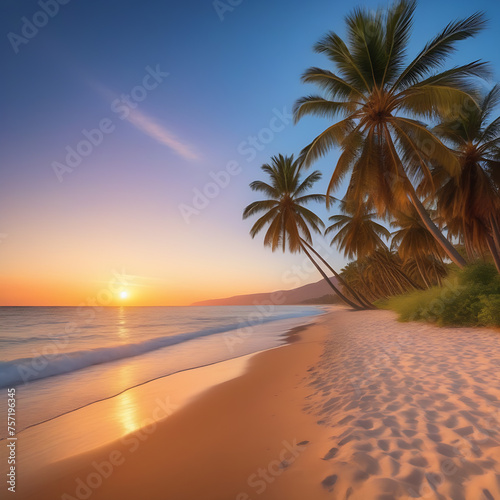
left=191, top=277, right=341, bottom=306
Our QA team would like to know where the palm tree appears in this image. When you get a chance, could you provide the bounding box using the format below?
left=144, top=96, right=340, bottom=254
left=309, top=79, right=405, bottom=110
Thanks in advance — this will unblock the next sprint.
left=326, top=200, right=422, bottom=293
left=299, top=237, right=375, bottom=308
left=242, top=154, right=364, bottom=309
left=340, top=250, right=419, bottom=300
left=430, top=85, right=500, bottom=272
left=293, top=0, right=489, bottom=268
left=391, top=207, right=448, bottom=284
left=402, top=255, right=447, bottom=287
left=325, top=202, right=391, bottom=259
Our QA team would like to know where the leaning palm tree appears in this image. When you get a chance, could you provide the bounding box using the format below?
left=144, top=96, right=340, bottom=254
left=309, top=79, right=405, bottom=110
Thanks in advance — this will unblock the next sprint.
left=391, top=207, right=448, bottom=284
left=242, top=154, right=364, bottom=309
left=325, top=201, right=391, bottom=259
left=402, top=255, right=447, bottom=287
left=341, top=250, right=418, bottom=301
left=341, top=261, right=378, bottom=301
left=430, top=85, right=500, bottom=272
left=294, top=0, right=489, bottom=268
left=326, top=200, right=421, bottom=292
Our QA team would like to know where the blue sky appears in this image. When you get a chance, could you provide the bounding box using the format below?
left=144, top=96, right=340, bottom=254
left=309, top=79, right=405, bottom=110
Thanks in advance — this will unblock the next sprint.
left=0, top=0, right=499, bottom=305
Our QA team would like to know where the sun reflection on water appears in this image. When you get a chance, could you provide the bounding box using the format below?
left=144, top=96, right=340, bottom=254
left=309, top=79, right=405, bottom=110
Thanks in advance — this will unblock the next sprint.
left=117, top=306, right=129, bottom=340
left=116, top=365, right=140, bottom=435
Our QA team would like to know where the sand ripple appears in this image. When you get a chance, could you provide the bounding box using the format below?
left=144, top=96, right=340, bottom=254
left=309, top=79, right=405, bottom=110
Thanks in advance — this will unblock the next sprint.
left=304, top=310, right=500, bottom=499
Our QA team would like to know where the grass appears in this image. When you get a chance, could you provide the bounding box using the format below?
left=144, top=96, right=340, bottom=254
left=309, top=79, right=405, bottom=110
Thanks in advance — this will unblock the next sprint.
left=379, top=262, right=500, bottom=327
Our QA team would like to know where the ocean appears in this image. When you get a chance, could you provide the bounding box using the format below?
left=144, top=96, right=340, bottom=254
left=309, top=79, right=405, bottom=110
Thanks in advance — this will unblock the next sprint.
left=0, top=305, right=323, bottom=440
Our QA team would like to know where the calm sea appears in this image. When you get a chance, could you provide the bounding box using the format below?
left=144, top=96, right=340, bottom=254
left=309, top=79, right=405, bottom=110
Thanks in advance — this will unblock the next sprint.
left=0, top=305, right=323, bottom=438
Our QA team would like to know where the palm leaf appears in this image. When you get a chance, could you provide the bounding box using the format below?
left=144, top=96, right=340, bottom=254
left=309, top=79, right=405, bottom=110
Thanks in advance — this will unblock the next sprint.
left=300, top=67, right=366, bottom=100
left=293, top=96, right=355, bottom=123
left=298, top=117, right=355, bottom=168
left=394, top=11, right=487, bottom=88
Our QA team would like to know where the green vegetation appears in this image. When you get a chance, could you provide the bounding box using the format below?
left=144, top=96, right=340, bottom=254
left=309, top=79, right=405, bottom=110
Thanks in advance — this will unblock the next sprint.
left=381, top=263, right=500, bottom=327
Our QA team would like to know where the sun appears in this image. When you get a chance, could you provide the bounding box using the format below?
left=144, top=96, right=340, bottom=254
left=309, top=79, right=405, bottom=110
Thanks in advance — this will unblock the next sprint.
left=120, top=290, right=128, bottom=300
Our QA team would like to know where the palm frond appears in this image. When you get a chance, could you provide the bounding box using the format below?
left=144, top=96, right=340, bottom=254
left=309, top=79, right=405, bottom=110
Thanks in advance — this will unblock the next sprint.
left=300, top=67, right=366, bottom=100
left=382, top=0, right=416, bottom=84
left=298, top=118, right=355, bottom=168
left=248, top=180, right=279, bottom=198
left=314, top=32, right=372, bottom=92
left=394, top=11, right=487, bottom=88
left=293, top=96, right=355, bottom=123
left=243, top=200, right=279, bottom=219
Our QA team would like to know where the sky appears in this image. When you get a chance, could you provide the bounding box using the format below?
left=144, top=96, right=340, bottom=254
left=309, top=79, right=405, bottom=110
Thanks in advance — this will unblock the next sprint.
left=0, top=0, right=499, bottom=306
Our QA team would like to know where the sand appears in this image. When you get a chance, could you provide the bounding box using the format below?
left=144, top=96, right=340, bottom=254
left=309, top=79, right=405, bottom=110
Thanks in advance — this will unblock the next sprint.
left=18, top=308, right=500, bottom=499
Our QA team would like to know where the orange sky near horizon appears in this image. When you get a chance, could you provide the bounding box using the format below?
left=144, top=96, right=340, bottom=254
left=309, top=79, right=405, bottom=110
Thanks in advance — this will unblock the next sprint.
left=0, top=154, right=342, bottom=307
left=0, top=261, right=319, bottom=307
left=2, top=0, right=500, bottom=308
left=0, top=202, right=330, bottom=307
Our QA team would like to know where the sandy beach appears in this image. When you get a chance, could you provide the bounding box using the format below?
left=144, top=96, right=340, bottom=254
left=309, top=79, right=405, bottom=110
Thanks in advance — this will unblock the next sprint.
left=19, top=308, right=500, bottom=499
left=4, top=1, right=500, bottom=498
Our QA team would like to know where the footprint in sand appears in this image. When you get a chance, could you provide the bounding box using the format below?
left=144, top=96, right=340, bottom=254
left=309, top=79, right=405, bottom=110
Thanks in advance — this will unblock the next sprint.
left=354, top=419, right=373, bottom=429
left=408, top=455, right=428, bottom=467
left=436, top=443, right=458, bottom=457
left=426, top=423, right=439, bottom=433
left=403, top=429, right=418, bottom=438
left=321, top=474, right=337, bottom=491
left=382, top=416, right=399, bottom=428
left=338, top=415, right=355, bottom=425
left=401, top=467, right=424, bottom=493
left=352, top=451, right=380, bottom=475
left=355, top=442, right=374, bottom=452
left=322, top=447, right=338, bottom=460
left=427, top=433, right=442, bottom=442
left=455, top=425, right=474, bottom=437
left=377, top=439, right=390, bottom=451
left=444, top=415, right=458, bottom=429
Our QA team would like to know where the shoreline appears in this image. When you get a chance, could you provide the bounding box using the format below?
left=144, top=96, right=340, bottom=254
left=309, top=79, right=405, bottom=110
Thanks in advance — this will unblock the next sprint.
left=15, top=308, right=500, bottom=499
left=0, top=306, right=323, bottom=441
left=18, top=313, right=331, bottom=500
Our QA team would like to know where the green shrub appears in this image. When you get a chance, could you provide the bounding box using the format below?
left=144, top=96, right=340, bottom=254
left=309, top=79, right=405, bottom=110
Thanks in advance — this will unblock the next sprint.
left=384, top=262, right=500, bottom=327
left=478, top=295, right=500, bottom=326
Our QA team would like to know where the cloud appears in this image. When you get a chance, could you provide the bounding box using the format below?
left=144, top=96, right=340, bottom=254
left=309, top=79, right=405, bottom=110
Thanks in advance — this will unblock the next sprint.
left=126, top=108, right=199, bottom=161
left=86, top=77, right=199, bottom=161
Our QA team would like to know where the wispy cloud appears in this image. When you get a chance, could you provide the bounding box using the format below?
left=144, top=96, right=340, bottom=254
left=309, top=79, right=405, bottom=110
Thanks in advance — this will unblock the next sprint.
left=86, top=77, right=199, bottom=161
left=126, top=108, right=199, bottom=161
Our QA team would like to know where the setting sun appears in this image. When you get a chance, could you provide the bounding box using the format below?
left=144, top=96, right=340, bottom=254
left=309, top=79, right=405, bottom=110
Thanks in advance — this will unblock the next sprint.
left=3, top=1, right=500, bottom=499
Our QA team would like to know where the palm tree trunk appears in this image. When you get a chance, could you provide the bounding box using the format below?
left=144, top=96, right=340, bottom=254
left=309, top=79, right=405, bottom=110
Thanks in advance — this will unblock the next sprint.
left=379, top=271, right=394, bottom=297
left=373, top=252, right=421, bottom=293
left=357, top=272, right=378, bottom=301
left=416, top=259, right=431, bottom=288
left=486, top=234, right=500, bottom=274
left=390, top=261, right=424, bottom=290
left=361, top=282, right=378, bottom=302
left=300, top=239, right=374, bottom=309
left=490, top=214, right=500, bottom=254
left=382, top=262, right=406, bottom=294
left=405, top=185, right=467, bottom=268
left=433, top=259, right=444, bottom=287
left=383, top=126, right=467, bottom=269
left=300, top=243, right=363, bottom=310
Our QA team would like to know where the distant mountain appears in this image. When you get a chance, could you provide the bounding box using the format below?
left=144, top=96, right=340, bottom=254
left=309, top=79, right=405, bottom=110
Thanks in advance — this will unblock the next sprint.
left=191, top=277, right=341, bottom=306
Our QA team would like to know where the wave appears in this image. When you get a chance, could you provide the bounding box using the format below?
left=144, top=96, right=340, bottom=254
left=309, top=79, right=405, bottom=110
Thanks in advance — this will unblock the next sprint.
left=0, top=308, right=320, bottom=388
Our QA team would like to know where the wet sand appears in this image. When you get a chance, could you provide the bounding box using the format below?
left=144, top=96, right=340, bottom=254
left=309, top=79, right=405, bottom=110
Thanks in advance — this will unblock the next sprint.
left=19, top=308, right=500, bottom=499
